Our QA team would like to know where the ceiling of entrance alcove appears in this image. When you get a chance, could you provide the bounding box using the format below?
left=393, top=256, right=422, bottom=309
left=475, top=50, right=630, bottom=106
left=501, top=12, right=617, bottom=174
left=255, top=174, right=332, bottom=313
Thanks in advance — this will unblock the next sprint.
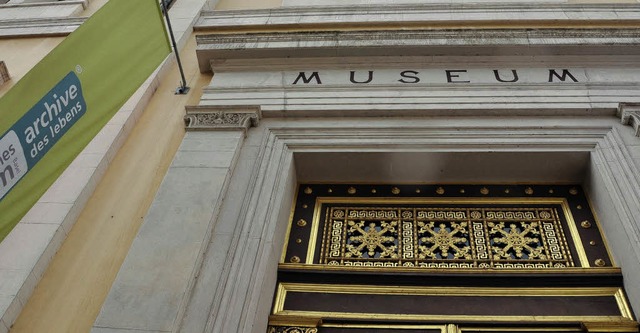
left=294, top=152, right=589, bottom=183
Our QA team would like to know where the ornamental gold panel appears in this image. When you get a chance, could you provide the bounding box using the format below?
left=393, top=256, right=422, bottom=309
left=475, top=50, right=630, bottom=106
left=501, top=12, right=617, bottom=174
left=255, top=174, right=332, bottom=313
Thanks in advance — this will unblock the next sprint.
left=283, top=185, right=614, bottom=269
left=319, top=207, right=574, bottom=269
left=273, top=185, right=632, bottom=332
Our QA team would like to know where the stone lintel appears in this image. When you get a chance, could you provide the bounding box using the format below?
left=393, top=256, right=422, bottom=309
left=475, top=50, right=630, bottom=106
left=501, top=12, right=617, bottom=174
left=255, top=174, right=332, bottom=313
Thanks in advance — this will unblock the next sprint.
left=184, top=105, right=261, bottom=135
left=618, top=102, right=640, bottom=137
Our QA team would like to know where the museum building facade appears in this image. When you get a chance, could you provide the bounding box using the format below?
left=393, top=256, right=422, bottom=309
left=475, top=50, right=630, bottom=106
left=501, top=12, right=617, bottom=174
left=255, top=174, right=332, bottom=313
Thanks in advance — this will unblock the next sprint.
left=95, top=1, right=640, bottom=332
left=4, top=0, right=640, bottom=333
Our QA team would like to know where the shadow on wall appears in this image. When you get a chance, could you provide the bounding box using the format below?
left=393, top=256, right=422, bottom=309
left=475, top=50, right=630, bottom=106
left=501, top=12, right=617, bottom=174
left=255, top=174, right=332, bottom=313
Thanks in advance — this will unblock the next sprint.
left=294, top=151, right=590, bottom=184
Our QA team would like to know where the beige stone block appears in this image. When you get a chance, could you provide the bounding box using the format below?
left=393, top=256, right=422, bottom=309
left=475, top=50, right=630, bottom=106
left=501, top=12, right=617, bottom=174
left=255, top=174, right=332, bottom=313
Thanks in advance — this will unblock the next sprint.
left=0, top=224, right=58, bottom=271
left=171, top=150, right=236, bottom=168
left=0, top=319, right=8, bottom=333
left=179, top=233, right=233, bottom=333
left=39, top=166, right=96, bottom=204
left=94, top=239, right=202, bottom=332
left=0, top=295, right=22, bottom=332
left=0, top=269, right=28, bottom=297
left=20, top=202, right=72, bottom=225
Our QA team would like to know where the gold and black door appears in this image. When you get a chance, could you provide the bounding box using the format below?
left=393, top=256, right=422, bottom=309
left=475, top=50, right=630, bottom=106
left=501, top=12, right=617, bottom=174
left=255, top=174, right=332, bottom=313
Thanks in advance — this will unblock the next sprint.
left=268, top=184, right=638, bottom=333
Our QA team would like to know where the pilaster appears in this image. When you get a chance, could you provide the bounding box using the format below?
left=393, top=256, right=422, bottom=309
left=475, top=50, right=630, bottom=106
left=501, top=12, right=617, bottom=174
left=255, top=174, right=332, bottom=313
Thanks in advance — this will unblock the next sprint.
left=91, top=107, right=260, bottom=333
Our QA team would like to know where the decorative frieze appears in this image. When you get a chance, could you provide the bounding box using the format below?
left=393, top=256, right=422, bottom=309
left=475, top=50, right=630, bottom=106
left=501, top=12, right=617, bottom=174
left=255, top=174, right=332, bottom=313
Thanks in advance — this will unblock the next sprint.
left=183, top=105, right=261, bottom=134
left=320, top=206, right=574, bottom=269
left=284, top=184, right=616, bottom=269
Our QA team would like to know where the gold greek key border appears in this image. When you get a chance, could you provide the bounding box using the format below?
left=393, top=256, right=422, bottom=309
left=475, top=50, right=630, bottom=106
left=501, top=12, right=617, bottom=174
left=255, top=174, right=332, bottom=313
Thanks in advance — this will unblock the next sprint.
left=322, top=323, right=447, bottom=331
left=304, top=197, right=589, bottom=268
left=273, top=283, right=635, bottom=322
left=278, top=263, right=621, bottom=275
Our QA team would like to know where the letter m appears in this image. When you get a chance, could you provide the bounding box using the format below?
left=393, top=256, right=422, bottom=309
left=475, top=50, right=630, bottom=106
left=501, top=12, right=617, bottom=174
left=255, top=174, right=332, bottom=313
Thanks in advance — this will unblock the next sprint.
left=549, top=69, right=578, bottom=82
left=292, top=72, right=322, bottom=84
left=0, top=165, right=14, bottom=187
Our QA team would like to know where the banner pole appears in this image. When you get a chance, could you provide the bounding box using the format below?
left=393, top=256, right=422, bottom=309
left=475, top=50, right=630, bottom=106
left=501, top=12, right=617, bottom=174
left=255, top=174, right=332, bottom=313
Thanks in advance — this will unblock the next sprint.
left=161, top=0, right=190, bottom=94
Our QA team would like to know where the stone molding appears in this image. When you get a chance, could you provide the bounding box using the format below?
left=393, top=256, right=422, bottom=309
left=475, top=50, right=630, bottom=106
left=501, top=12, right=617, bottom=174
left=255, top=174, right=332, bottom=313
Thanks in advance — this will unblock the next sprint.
left=0, top=17, right=84, bottom=37
left=618, top=103, right=640, bottom=137
left=196, top=29, right=640, bottom=72
left=281, top=0, right=569, bottom=6
left=0, top=1, right=86, bottom=25
left=184, top=106, right=261, bottom=134
left=0, top=1, right=87, bottom=10
left=196, top=3, right=640, bottom=31
left=197, top=29, right=640, bottom=51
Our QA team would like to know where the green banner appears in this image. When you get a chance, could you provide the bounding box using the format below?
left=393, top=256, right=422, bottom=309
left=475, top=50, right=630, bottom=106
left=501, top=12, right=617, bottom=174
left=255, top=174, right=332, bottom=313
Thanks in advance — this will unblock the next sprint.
left=0, top=0, right=171, bottom=240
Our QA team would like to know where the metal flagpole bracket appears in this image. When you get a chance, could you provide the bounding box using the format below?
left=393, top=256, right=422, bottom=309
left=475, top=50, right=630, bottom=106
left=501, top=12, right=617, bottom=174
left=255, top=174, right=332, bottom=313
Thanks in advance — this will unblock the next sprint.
left=160, top=0, right=190, bottom=95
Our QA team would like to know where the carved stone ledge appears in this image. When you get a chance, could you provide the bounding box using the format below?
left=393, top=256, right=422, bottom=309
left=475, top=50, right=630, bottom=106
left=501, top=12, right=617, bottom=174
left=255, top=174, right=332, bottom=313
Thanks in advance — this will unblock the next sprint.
left=196, top=29, right=640, bottom=72
left=184, top=105, right=261, bottom=134
left=0, top=17, right=85, bottom=37
left=618, top=103, right=640, bottom=137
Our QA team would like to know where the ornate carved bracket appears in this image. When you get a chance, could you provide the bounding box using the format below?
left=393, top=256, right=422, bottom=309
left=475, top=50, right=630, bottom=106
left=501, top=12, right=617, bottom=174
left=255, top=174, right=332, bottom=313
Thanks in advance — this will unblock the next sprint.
left=618, top=103, right=640, bottom=137
left=184, top=105, right=261, bottom=135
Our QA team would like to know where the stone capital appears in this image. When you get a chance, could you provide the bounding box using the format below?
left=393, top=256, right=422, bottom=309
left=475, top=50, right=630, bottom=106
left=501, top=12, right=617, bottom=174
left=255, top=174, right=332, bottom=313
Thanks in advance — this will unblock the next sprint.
left=618, top=103, right=640, bottom=137
left=184, top=105, right=261, bottom=134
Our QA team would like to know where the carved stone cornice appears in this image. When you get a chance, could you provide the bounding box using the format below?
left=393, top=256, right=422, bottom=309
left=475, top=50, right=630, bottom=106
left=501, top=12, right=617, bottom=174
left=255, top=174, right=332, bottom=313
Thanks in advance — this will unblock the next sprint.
left=618, top=103, right=640, bottom=137
left=0, top=17, right=85, bottom=37
left=196, top=29, right=640, bottom=72
left=184, top=105, right=261, bottom=134
left=196, top=3, right=640, bottom=31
